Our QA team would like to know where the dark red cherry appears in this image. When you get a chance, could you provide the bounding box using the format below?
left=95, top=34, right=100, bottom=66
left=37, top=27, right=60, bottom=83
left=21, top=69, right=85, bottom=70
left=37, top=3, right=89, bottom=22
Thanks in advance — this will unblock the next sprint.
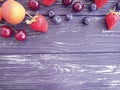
left=15, top=30, right=26, bottom=41
left=62, top=0, right=73, bottom=6
left=29, top=0, right=40, bottom=10
left=72, top=2, right=84, bottom=12
left=0, top=26, right=13, bottom=38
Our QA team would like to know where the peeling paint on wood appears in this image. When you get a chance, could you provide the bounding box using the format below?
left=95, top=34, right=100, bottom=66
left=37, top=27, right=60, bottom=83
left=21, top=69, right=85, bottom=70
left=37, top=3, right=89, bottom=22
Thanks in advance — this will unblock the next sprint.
left=0, top=0, right=120, bottom=90
left=0, top=54, right=120, bottom=90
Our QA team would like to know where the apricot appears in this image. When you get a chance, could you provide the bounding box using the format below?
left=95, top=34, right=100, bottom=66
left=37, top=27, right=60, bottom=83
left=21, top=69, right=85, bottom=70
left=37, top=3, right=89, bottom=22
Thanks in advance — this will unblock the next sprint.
left=2, top=0, right=26, bottom=25
left=0, top=7, right=2, bottom=21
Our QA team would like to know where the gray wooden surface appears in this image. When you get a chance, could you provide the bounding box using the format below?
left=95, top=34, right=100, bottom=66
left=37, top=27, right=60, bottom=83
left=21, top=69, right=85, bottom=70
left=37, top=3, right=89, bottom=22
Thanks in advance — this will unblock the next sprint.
left=0, top=0, right=120, bottom=90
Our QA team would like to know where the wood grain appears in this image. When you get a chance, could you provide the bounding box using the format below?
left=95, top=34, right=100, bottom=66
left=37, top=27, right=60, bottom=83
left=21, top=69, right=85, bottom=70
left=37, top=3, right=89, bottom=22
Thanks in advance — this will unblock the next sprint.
left=1, top=0, right=120, bottom=90
left=0, top=53, right=120, bottom=90
left=0, top=0, right=120, bottom=53
left=1, top=16, right=120, bottom=53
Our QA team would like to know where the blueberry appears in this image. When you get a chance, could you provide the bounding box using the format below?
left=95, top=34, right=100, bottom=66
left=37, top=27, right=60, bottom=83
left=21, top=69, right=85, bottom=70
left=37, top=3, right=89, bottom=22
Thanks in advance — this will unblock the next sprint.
left=47, top=10, right=55, bottom=18
left=89, top=3, right=97, bottom=11
left=116, top=2, right=120, bottom=10
left=65, top=14, right=73, bottom=21
left=53, top=15, right=62, bottom=25
left=82, top=17, right=90, bottom=25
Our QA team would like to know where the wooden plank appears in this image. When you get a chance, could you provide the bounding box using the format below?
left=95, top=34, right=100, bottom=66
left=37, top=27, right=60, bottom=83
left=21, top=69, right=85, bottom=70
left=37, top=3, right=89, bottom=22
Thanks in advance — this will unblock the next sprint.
left=0, top=0, right=120, bottom=54
left=0, top=53, right=120, bottom=90
left=1, top=16, right=120, bottom=53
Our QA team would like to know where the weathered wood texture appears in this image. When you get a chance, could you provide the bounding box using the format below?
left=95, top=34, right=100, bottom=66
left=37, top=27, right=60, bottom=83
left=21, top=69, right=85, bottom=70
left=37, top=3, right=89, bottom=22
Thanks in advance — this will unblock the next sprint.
left=0, top=53, right=120, bottom=90
left=1, top=0, right=120, bottom=90
left=0, top=0, right=120, bottom=53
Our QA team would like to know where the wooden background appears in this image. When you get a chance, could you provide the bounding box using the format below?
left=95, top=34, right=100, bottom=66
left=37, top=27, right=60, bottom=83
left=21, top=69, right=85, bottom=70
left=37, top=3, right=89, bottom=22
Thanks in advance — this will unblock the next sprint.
left=1, top=0, right=120, bottom=90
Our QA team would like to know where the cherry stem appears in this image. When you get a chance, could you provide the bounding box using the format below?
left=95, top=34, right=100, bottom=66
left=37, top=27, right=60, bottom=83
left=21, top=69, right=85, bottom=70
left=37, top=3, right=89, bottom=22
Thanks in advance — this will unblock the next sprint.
left=36, top=11, right=39, bottom=15
left=26, top=12, right=33, bottom=19
left=7, top=24, right=17, bottom=33
left=113, top=7, right=116, bottom=12
left=12, top=27, right=17, bottom=33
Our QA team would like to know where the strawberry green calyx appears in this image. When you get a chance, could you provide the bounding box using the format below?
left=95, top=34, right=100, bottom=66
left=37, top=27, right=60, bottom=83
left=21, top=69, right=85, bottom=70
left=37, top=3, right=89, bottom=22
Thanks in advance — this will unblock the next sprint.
left=26, top=11, right=39, bottom=24
left=107, top=7, right=120, bottom=17
left=26, top=15, right=38, bottom=24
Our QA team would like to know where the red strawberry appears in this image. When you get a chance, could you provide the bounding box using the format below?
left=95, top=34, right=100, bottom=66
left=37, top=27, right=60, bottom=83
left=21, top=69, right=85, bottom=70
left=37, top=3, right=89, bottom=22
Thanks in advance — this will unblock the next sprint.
left=42, top=0, right=55, bottom=6
left=30, top=14, right=48, bottom=32
left=106, top=12, right=119, bottom=30
left=95, top=0, right=108, bottom=9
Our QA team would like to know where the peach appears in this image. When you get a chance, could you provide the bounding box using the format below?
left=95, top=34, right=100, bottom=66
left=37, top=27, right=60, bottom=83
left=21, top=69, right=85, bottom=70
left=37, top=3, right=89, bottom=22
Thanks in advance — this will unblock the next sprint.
left=2, top=0, right=26, bottom=25
left=0, top=7, right=2, bottom=21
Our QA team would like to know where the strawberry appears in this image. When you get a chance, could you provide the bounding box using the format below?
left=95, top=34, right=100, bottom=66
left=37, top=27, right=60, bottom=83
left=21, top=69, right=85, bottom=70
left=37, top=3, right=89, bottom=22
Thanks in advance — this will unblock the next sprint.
left=26, top=14, right=48, bottom=32
left=31, top=14, right=48, bottom=32
left=106, top=10, right=119, bottom=30
left=95, top=0, right=108, bottom=9
left=42, top=0, right=55, bottom=6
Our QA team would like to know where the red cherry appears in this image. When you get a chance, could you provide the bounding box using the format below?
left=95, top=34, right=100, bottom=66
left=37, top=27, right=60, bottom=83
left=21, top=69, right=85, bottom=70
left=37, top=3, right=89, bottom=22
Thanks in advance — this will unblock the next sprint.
left=29, top=0, right=40, bottom=10
left=15, top=30, right=26, bottom=41
left=72, top=2, right=84, bottom=12
left=62, top=0, right=73, bottom=7
left=0, top=26, right=13, bottom=38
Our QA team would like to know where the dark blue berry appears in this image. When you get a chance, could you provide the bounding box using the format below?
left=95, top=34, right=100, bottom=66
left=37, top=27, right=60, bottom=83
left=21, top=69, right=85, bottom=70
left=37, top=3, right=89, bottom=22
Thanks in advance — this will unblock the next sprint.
left=53, top=15, right=62, bottom=25
left=82, top=17, right=90, bottom=25
left=65, top=14, right=73, bottom=21
left=89, top=3, right=97, bottom=11
left=116, top=2, right=120, bottom=10
left=47, top=10, right=55, bottom=18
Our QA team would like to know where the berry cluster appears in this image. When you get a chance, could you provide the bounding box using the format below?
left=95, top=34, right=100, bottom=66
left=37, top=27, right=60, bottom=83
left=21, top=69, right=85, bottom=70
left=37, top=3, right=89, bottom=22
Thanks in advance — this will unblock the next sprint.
left=47, top=10, right=73, bottom=25
left=0, top=0, right=48, bottom=41
left=59, top=0, right=120, bottom=29
left=0, top=0, right=120, bottom=42
left=46, top=0, right=106, bottom=26
left=0, top=26, right=26, bottom=41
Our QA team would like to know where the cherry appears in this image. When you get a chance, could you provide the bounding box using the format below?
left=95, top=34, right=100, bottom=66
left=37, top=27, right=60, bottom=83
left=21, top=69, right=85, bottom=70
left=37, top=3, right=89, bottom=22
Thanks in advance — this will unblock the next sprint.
left=72, top=2, right=84, bottom=12
left=29, top=0, right=40, bottom=10
left=62, top=0, right=73, bottom=7
left=15, top=30, right=26, bottom=41
left=0, top=26, right=13, bottom=38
